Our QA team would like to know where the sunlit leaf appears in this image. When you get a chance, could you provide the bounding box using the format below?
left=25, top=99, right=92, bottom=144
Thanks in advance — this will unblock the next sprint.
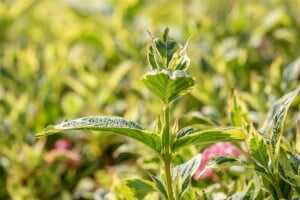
left=172, top=127, right=244, bottom=152
left=271, top=87, right=299, bottom=153
left=246, top=123, right=270, bottom=173
left=142, top=69, right=194, bottom=103
left=119, top=179, right=155, bottom=200
left=147, top=28, right=179, bottom=69
left=260, top=86, right=299, bottom=135
left=173, top=155, right=201, bottom=199
left=172, top=154, right=201, bottom=182
left=229, top=90, right=251, bottom=127
left=147, top=28, right=190, bottom=71
left=36, top=116, right=162, bottom=152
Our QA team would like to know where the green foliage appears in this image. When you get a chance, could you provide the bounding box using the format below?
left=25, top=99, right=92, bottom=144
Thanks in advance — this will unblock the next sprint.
left=35, top=29, right=251, bottom=199
left=226, top=87, right=300, bottom=199
left=1, top=0, right=300, bottom=199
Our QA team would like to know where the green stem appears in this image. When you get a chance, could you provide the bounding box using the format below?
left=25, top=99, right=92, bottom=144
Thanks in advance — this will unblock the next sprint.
left=162, top=103, right=174, bottom=200
left=163, top=104, right=170, bottom=155
left=165, top=159, right=174, bottom=200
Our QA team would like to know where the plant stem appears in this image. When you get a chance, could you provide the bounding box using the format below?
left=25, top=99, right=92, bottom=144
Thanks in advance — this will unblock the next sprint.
left=165, top=159, right=174, bottom=200
left=163, top=104, right=170, bottom=155
left=162, top=103, right=174, bottom=200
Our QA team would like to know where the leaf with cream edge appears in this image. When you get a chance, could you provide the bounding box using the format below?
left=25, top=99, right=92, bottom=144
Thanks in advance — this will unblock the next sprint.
left=147, top=28, right=180, bottom=70
left=206, top=156, right=249, bottom=170
left=118, top=179, right=156, bottom=200
left=172, top=127, right=245, bottom=152
left=271, top=86, right=300, bottom=154
left=36, top=116, right=162, bottom=153
left=142, top=69, right=194, bottom=104
left=172, top=154, right=202, bottom=200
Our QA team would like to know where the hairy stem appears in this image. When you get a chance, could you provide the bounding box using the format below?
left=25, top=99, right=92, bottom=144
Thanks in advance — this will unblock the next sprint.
left=162, top=103, right=174, bottom=200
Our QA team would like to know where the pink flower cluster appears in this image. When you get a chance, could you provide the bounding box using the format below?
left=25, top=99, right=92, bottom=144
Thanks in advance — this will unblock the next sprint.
left=194, top=142, right=242, bottom=181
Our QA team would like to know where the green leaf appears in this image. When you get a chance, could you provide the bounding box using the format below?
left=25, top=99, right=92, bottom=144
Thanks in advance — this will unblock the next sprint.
left=172, top=127, right=244, bottom=152
left=288, top=152, right=300, bottom=175
left=36, top=116, right=162, bottom=152
left=176, top=127, right=197, bottom=138
left=172, top=154, right=201, bottom=182
left=228, top=177, right=264, bottom=200
left=271, top=87, right=300, bottom=154
left=147, top=28, right=179, bottom=69
left=150, top=175, right=168, bottom=199
left=168, top=38, right=190, bottom=71
left=260, top=86, right=299, bottom=135
left=207, top=156, right=248, bottom=169
left=278, top=150, right=300, bottom=191
left=142, top=69, right=194, bottom=103
left=246, top=123, right=270, bottom=173
left=147, top=28, right=190, bottom=71
left=148, top=44, right=162, bottom=69
left=173, top=155, right=201, bottom=200
left=180, top=177, right=191, bottom=199
left=229, top=90, right=251, bottom=127
left=119, top=179, right=156, bottom=200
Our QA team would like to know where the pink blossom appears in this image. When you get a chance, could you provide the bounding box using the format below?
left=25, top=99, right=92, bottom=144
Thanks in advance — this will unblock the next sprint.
left=44, top=138, right=81, bottom=169
left=194, top=142, right=242, bottom=181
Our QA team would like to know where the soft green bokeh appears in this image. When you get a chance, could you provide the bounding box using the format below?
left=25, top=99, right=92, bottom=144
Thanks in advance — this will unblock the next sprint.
left=1, top=0, right=299, bottom=199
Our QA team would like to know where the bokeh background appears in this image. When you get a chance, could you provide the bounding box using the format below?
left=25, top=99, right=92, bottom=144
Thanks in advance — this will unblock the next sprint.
left=1, top=0, right=300, bottom=199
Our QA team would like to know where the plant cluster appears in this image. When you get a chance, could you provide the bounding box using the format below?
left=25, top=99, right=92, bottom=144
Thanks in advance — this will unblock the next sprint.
left=1, top=0, right=300, bottom=199
left=37, top=29, right=300, bottom=199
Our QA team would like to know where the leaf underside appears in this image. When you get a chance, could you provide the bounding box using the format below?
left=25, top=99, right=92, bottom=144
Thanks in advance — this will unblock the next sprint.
left=36, top=116, right=162, bottom=152
left=271, top=86, right=300, bottom=153
left=172, top=154, right=202, bottom=182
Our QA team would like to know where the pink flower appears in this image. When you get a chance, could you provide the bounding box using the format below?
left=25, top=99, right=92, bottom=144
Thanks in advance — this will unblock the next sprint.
left=194, top=142, right=242, bottom=181
left=44, top=138, right=81, bottom=169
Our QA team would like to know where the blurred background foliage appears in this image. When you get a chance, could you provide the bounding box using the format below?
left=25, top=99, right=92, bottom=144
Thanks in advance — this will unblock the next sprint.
left=0, top=0, right=299, bottom=199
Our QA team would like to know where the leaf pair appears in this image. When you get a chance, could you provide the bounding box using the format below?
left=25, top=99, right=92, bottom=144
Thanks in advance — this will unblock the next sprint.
left=147, top=28, right=189, bottom=71
left=37, top=116, right=245, bottom=155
